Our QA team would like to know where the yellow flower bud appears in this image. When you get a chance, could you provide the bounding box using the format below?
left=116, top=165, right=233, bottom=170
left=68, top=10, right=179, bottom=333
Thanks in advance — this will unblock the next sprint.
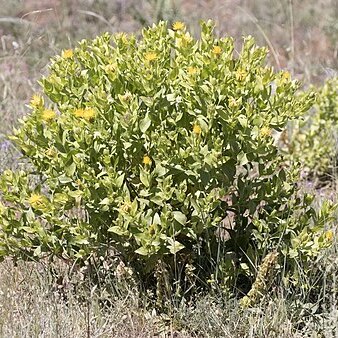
left=260, top=126, right=272, bottom=138
left=41, top=109, right=56, bottom=121
left=144, top=52, right=158, bottom=62
left=187, top=66, right=198, bottom=75
left=193, top=124, right=202, bottom=135
left=143, top=155, right=152, bottom=165
left=325, top=230, right=334, bottom=241
left=62, top=49, right=74, bottom=59
left=212, top=45, right=222, bottom=55
left=28, top=193, right=47, bottom=210
left=172, top=21, right=185, bottom=31
left=30, top=94, right=44, bottom=108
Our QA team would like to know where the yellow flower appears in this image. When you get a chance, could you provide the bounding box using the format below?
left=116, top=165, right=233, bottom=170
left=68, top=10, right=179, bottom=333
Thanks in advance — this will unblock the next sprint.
left=187, top=66, right=198, bottom=75
left=144, top=52, right=158, bottom=62
left=30, top=94, right=44, bottom=108
left=74, top=108, right=85, bottom=118
left=325, top=230, right=334, bottom=241
left=280, top=71, right=291, bottom=84
left=193, top=124, right=202, bottom=135
left=28, top=193, right=45, bottom=207
left=83, top=108, right=96, bottom=121
left=236, top=68, right=247, bottom=81
left=74, top=108, right=96, bottom=121
left=62, top=49, right=74, bottom=59
left=172, top=21, right=185, bottom=31
left=41, top=109, right=56, bottom=121
left=260, top=126, right=272, bottom=137
left=143, top=155, right=152, bottom=165
left=212, top=45, right=222, bottom=55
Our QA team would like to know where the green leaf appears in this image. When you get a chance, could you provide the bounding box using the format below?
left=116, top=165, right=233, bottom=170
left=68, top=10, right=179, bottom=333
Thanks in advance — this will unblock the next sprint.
left=166, top=238, right=185, bottom=254
left=75, top=237, right=89, bottom=245
left=237, top=152, right=248, bottom=166
left=53, top=192, right=69, bottom=204
left=139, top=113, right=151, bottom=133
left=153, top=212, right=161, bottom=225
left=33, top=246, right=42, bottom=257
left=150, top=194, right=164, bottom=206
left=99, top=197, right=110, bottom=205
left=58, top=176, right=72, bottom=184
left=237, top=115, right=248, bottom=128
left=135, top=246, right=150, bottom=256
left=166, top=93, right=176, bottom=102
left=65, top=162, right=76, bottom=176
left=116, top=173, right=125, bottom=188
left=108, top=226, right=127, bottom=236
left=222, top=159, right=236, bottom=180
left=140, top=168, right=150, bottom=187
left=173, top=211, right=187, bottom=225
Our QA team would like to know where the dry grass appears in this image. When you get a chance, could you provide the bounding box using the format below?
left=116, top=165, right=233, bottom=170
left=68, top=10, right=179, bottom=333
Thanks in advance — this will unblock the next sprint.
left=0, top=260, right=196, bottom=337
left=1, top=257, right=338, bottom=337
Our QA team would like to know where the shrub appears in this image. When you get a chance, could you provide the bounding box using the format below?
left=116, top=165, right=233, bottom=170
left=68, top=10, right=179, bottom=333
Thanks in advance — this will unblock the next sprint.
left=0, top=21, right=334, bottom=299
left=282, top=77, right=338, bottom=181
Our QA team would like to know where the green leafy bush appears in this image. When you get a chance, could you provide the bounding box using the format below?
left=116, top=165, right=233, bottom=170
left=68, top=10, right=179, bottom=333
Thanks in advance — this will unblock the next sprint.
left=0, top=21, right=334, bottom=297
left=282, top=77, right=338, bottom=180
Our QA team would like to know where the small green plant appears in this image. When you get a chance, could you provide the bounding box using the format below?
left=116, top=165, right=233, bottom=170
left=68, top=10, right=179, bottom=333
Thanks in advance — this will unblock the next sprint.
left=0, top=21, right=334, bottom=298
left=282, top=77, right=338, bottom=181
left=130, top=0, right=180, bottom=27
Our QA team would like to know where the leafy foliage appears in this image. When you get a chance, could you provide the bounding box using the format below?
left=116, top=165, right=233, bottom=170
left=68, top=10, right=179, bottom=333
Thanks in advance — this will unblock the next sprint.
left=282, top=77, right=338, bottom=180
left=0, top=21, right=334, bottom=296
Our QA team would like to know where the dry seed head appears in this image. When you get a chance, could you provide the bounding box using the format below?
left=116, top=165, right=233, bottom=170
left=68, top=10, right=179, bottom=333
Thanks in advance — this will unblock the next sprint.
left=120, top=92, right=133, bottom=102
left=120, top=201, right=132, bottom=213
left=149, top=224, right=156, bottom=236
left=240, top=251, right=279, bottom=308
